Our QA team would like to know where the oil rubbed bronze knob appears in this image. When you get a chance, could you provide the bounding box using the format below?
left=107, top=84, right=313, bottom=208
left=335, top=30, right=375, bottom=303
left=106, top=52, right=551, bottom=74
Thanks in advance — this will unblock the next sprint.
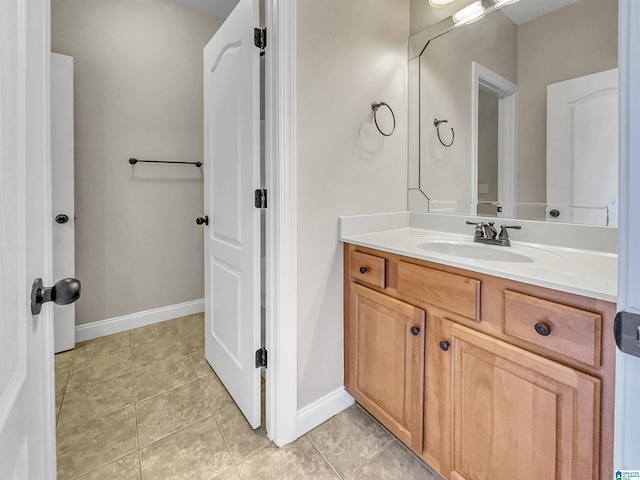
left=410, top=326, right=420, bottom=336
left=55, top=214, right=69, bottom=224
left=535, top=322, right=551, bottom=336
left=359, top=266, right=368, bottom=274
left=439, top=341, right=450, bottom=351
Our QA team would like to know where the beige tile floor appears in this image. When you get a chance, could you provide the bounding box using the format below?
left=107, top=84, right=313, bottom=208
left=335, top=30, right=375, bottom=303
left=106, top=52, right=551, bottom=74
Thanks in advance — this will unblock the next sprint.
left=55, top=313, right=443, bottom=480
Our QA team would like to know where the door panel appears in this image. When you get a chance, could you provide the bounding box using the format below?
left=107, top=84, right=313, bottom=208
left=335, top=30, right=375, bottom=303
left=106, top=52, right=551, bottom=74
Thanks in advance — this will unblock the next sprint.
left=0, top=0, right=56, bottom=477
left=546, top=68, right=618, bottom=226
left=51, top=53, right=75, bottom=353
left=203, top=0, right=261, bottom=429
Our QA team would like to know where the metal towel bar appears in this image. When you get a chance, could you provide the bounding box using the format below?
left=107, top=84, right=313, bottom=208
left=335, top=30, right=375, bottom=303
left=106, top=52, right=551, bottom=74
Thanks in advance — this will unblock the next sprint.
left=129, top=157, right=203, bottom=167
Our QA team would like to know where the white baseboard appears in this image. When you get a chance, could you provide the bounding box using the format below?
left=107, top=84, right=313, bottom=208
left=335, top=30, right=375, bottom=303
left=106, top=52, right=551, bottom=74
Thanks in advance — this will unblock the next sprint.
left=296, top=387, right=355, bottom=437
left=75, top=299, right=204, bottom=343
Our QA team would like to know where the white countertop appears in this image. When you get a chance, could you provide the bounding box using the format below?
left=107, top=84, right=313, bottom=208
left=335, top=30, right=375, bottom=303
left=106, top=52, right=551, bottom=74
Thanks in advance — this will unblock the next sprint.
left=340, top=221, right=618, bottom=303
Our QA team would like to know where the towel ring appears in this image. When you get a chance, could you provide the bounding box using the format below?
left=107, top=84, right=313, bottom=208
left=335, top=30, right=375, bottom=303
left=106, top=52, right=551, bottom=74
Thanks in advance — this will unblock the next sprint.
left=434, top=118, right=455, bottom=147
left=371, top=102, right=396, bottom=137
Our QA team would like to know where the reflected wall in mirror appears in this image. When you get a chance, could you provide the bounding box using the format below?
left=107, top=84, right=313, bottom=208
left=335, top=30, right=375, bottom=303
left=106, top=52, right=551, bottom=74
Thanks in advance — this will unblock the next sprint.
left=408, top=0, right=619, bottom=226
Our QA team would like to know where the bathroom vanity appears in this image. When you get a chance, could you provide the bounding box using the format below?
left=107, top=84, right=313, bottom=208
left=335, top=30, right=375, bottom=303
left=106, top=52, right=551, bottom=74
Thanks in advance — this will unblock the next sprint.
left=341, top=213, right=617, bottom=480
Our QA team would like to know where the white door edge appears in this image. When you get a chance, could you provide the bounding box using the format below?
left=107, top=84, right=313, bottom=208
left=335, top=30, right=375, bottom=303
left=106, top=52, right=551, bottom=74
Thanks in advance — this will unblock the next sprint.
left=264, top=0, right=298, bottom=447
left=614, top=0, right=640, bottom=471
left=51, top=52, right=76, bottom=353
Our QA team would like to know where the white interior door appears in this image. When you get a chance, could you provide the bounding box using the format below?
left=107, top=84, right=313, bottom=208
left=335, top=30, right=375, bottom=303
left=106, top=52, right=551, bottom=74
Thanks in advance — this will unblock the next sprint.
left=614, top=0, right=640, bottom=471
left=203, top=0, right=262, bottom=428
left=51, top=53, right=75, bottom=353
left=546, top=68, right=619, bottom=225
left=1, top=0, right=57, bottom=477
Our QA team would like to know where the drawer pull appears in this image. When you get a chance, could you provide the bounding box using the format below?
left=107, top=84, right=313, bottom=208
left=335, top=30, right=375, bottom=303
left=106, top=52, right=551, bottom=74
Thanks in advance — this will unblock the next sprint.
left=535, top=322, right=552, bottom=337
left=439, top=341, right=450, bottom=351
left=359, top=266, right=368, bottom=274
left=410, top=326, right=420, bottom=336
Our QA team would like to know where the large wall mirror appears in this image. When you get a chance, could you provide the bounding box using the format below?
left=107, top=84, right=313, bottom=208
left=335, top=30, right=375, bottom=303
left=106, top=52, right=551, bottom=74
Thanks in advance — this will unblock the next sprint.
left=408, top=0, right=619, bottom=226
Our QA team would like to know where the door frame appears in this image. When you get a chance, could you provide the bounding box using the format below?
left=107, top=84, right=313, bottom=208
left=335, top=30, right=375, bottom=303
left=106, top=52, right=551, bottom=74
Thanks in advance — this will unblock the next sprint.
left=33, top=0, right=640, bottom=461
left=263, top=0, right=298, bottom=446
left=470, top=61, right=518, bottom=218
left=614, top=0, right=640, bottom=470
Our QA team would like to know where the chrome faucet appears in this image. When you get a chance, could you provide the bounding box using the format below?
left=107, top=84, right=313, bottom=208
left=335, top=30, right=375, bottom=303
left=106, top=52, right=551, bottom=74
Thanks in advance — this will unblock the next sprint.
left=466, top=221, right=521, bottom=246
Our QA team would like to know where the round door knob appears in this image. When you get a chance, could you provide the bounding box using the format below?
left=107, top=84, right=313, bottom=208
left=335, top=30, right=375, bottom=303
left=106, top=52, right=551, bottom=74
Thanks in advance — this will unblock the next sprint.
left=55, top=214, right=69, bottom=224
left=359, top=266, right=368, bottom=274
left=439, top=341, right=450, bottom=351
left=196, top=216, right=209, bottom=226
left=535, top=322, right=551, bottom=336
left=410, top=326, right=420, bottom=336
left=31, top=277, right=81, bottom=315
left=549, top=209, right=560, bottom=218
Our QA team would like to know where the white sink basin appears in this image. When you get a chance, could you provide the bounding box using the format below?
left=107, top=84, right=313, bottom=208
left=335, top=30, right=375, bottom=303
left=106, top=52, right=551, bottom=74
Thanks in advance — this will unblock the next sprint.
left=416, top=239, right=535, bottom=263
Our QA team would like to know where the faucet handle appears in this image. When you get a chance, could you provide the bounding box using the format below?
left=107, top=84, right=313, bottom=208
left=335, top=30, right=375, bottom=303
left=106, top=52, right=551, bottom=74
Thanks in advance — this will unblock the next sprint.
left=466, top=220, right=485, bottom=237
left=498, top=224, right=522, bottom=241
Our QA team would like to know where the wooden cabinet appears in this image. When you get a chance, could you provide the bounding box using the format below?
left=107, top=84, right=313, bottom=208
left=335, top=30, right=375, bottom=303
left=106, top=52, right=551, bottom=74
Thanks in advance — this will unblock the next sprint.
left=343, top=243, right=615, bottom=480
left=422, top=308, right=453, bottom=475
left=503, top=289, right=602, bottom=367
left=346, top=283, right=425, bottom=451
left=448, top=322, right=600, bottom=480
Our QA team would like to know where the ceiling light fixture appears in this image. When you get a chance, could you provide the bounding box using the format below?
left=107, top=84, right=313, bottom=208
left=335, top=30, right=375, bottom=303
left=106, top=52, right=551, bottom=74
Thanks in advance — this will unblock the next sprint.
left=429, top=0, right=456, bottom=6
left=452, top=1, right=485, bottom=26
left=493, top=0, right=520, bottom=7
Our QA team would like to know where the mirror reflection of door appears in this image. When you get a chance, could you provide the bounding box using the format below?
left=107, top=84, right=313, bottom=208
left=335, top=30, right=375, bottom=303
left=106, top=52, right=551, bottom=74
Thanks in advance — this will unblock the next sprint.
left=546, top=68, right=619, bottom=226
left=472, top=62, right=519, bottom=219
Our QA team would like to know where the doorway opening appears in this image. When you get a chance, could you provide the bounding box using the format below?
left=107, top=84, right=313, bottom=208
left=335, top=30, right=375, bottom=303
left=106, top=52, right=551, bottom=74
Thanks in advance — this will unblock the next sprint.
left=471, top=61, right=518, bottom=218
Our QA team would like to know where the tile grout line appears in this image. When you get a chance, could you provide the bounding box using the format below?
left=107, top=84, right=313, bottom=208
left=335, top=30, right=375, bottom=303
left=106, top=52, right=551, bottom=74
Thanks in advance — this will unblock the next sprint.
left=59, top=334, right=138, bottom=479
left=232, top=440, right=272, bottom=476
left=128, top=330, right=144, bottom=480
left=131, top=321, right=209, bottom=451
left=305, top=433, right=344, bottom=480
left=352, top=404, right=444, bottom=479
left=343, top=439, right=396, bottom=480
left=56, top=319, right=209, bottom=479
left=67, top=450, right=137, bottom=480
left=135, top=333, right=213, bottom=449
left=135, top=369, right=200, bottom=403
left=198, top=365, right=236, bottom=469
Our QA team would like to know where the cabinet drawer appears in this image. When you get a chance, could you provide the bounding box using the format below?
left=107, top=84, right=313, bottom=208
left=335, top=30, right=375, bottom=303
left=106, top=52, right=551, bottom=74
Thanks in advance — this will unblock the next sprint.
left=396, top=262, right=480, bottom=321
left=349, top=251, right=386, bottom=289
left=503, top=290, right=602, bottom=367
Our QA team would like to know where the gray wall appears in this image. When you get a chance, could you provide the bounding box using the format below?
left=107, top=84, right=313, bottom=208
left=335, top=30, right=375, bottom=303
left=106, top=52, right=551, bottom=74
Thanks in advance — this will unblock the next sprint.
left=477, top=90, right=499, bottom=215
left=52, top=0, right=221, bottom=325
left=418, top=10, right=517, bottom=212
left=295, top=0, right=410, bottom=409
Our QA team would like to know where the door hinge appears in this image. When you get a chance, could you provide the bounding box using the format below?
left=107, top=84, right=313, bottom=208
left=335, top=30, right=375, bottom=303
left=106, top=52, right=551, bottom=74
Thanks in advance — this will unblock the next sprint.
left=255, top=347, right=267, bottom=368
left=614, top=311, right=640, bottom=359
left=254, top=188, right=267, bottom=209
left=254, top=27, right=266, bottom=49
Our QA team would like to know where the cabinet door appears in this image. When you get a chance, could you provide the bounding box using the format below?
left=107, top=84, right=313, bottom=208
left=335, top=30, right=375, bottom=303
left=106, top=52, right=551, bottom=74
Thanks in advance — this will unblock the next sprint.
left=346, top=283, right=425, bottom=452
left=449, top=324, right=601, bottom=480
